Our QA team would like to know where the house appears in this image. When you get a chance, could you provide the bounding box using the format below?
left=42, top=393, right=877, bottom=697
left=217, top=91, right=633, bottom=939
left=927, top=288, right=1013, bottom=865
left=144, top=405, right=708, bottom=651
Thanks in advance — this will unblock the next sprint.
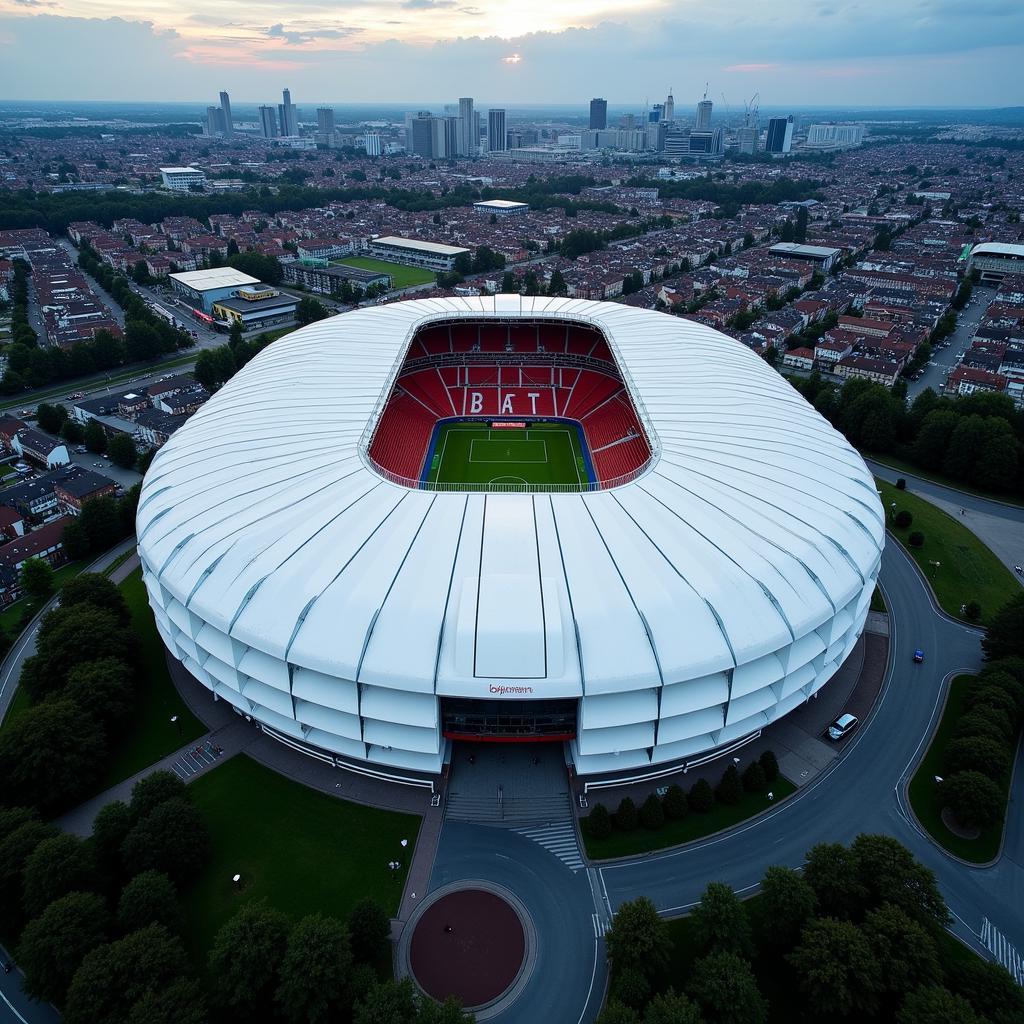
left=783, top=347, right=816, bottom=372
left=834, top=355, right=903, bottom=388
left=53, top=467, right=118, bottom=515
left=135, top=409, right=188, bottom=447
left=814, top=339, right=854, bottom=366
left=0, top=415, right=27, bottom=455
left=0, top=506, right=25, bottom=540
left=0, top=518, right=70, bottom=599
left=946, top=365, right=1009, bottom=397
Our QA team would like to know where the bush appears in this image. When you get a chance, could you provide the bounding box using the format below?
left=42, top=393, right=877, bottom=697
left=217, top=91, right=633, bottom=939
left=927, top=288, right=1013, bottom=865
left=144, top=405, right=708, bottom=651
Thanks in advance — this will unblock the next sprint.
left=663, top=784, right=688, bottom=820
left=908, top=531, right=925, bottom=548
left=895, top=509, right=913, bottom=529
left=964, top=601, right=982, bottom=622
left=586, top=803, right=612, bottom=839
left=347, top=898, right=390, bottom=965
left=967, top=684, right=1020, bottom=723
left=640, top=793, right=665, bottom=830
left=688, top=778, right=714, bottom=813
left=742, top=761, right=766, bottom=792
left=129, top=771, right=187, bottom=821
left=611, top=966, right=650, bottom=1010
left=939, top=771, right=1004, bottom=831
left=955, top=706, right=1015, bottom=744
left=896, top=478, right=906, bottom=490
left=944, top=735, right=1011, bottom=782
left=759, top=750, right=780, bottom=781
left=614, top=797, right=638, bottom=832
left=716, top=765, right=743, bottom=806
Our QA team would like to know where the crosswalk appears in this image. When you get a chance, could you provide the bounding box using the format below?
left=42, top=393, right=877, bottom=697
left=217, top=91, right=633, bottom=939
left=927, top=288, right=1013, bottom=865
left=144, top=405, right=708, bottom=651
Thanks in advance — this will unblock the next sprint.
left=591, top=913, right=609, bottom=938
left=981, top=918, right=1024, bottom=985
left=170, top=738, right=223, bottom=781
left=514, top=821, right=586, bottom=871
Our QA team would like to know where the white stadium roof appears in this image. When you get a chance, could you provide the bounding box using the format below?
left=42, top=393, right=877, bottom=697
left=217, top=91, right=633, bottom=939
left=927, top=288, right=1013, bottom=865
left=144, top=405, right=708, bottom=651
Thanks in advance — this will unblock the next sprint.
left=138, top=296, right=883, bottom=774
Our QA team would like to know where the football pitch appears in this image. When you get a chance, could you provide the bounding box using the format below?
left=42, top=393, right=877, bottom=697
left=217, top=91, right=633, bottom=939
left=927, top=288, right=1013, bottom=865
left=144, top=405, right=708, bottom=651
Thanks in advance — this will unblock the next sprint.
left=425, top=422, right=592, bottom=490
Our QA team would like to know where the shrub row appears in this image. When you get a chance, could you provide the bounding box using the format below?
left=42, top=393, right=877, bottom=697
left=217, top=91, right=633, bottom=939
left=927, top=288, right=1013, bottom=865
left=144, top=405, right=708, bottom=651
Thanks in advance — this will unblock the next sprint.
left=585, top=751, right=780, bottom=839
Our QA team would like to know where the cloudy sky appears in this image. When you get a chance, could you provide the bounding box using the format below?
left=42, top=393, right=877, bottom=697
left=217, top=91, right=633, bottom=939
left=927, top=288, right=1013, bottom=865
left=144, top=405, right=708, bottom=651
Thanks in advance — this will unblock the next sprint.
left=0, top=0, right=1022, bottom=106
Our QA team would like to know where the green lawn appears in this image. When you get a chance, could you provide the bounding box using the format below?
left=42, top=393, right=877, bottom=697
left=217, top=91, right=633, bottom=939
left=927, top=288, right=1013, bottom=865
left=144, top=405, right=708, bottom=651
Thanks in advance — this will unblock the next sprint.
left=96, top=568, right=205, bottom=789
left=582, top=776, right=797, bottom=860
left=427, top=421, right=590, bottom=490
left=0, top=685, right=31, bottom=731
left=869, top=452, right=1024, bottom=509
left=908, top=675, right=1006, bottom=863
left=878, top=479, right=1020, bottom=625
left=870, top=585, right=886, bottom=613
left=334, top=255, right=434, bottom=289
left=182, top=755, right=421, bottom=960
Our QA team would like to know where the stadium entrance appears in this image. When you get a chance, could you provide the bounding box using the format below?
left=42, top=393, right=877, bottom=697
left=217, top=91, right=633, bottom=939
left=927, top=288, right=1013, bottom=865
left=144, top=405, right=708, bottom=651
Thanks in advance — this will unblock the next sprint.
left=441, top=697, right=577, bottom=742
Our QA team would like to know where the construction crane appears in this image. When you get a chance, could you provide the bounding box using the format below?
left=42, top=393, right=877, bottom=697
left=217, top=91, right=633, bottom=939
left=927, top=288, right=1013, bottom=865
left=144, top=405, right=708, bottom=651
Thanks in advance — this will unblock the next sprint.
left=744, top=92, right=760, bottom=129
left=720, top=93, right=732, bottom=122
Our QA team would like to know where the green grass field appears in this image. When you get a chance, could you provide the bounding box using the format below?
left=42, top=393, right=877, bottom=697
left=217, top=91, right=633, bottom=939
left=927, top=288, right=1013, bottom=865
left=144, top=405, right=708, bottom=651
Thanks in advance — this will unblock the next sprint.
left=183, top=755, right=421, bottom=961
left=334, top=255, right=434, bottom=289
left=426, top=421, right=590, bottom=490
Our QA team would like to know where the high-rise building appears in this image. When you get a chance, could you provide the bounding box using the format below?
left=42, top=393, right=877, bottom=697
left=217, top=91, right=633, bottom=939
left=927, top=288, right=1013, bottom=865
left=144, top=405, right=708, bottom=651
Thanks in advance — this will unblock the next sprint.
left=219, top=91, right=234, bottom=138
left=688, top=128, right=724, bottom=156
left=409, top=112, right=435, bottom=157
left=695, top=97, right=713, bottom=130
left=205, top=106, right=226, bottom=137
left=317, top=107, right=336, bottom=133
left=806, top=122, right=865, bottom=149
left=259, top=106, right=279, bottom=139
left=364, top=133, right=382, bottom=157
left=458, top=97, right=475, bottom=156
left=488, top=109, right=507, bottom=152
left=736, top=125, right=758, bottom=155
left=649, top=103, right=663, bottom=123
left=589, top=98, right=607, bottom=130
left=279, top=88, right=298, bottom=137
left=439, top=116, right=460, bottom=158
left=765, top=116, right=794, bottom=154
left=664, top=88, right=675, bottom=122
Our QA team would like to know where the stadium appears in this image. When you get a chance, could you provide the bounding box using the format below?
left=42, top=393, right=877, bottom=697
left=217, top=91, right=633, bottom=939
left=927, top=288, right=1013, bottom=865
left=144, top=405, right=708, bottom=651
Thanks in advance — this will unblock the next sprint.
left=137, top=296, right=884, bottom=779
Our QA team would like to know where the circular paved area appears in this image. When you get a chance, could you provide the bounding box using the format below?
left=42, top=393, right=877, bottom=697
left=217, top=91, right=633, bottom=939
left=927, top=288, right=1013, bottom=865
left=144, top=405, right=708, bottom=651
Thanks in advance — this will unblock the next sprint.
left=409, top=888, right=526, bottom=1008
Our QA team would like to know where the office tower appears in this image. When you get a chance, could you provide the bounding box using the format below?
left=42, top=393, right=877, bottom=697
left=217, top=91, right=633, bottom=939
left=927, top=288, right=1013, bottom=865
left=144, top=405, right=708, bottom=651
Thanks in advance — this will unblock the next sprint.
left=435, top=116, right=459, bottom=158
left=619, top=113, right=635, bottom=130
left=696, top=97, right=713, bottom=130
left=317, top=107, right=336, bottom=133
left=736, top=126, right=758, bottom=155
left=219, top=91, right=234, bottom=137
left=589, top=98, right=607, bottom=130
left=205, top=106, right=222, bottom=136
left=410, top=113, right=435, bottom=157
left=259, top=105, right=279, bottom=139
left=765, top=116, right=794, bottom=154
left=364, top=133, right=382, bottom=157
left=663, top=88, right=675, bottom=122
left=688, top=128, right=723, bottom=155
left=649, top=103, right=663, bottom=123
left=488, top=109, right=507, bottom=152
left=458, top=97, right=475, bottom=156
left=806, top=123, right=865, bottom=149
left=279, top=88, right=298, bottom=136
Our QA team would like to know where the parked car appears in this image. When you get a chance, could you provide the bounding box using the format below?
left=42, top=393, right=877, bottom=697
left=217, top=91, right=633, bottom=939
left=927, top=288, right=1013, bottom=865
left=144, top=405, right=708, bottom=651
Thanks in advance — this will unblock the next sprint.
left=913, top=648, right=925, bottom=663
left=75, top=445, right=87, bottom=454
left=828, top=714, right=859, bottom=741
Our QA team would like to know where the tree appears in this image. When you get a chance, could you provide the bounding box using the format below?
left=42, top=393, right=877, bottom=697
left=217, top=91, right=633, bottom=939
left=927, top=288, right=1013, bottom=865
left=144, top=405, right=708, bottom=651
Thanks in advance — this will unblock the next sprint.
left=129, top=770, right=187, bottom=821
left=296, top=297, right=330, bottom=326
left=741, top=761, right=765, bottom=793
left=983, top=593, right=1024, bottom=662
left=548, top=268, right=568, bottom=296
left=22, top=833, right=97, bottom=919
left=0, top=700, right=106, bottom=815
left=17, top=891, right=108, bottom=1005
left=688, top=779, right=714, bottom=812
left=353, top=977, right=419, bottom=1024
left=65, top=657, right=135, bottom=732
left=908, top=531, right=925, bottom=548
left=596, top=1002, right=640, bottom=1024
left=20, top=557, right=55, bottom=603
left=107, top=433, right=137, bottom=470
left=955, top=705, right=1016, bottom=744
left=63, top=495, right=128, bottom=558
left=691, top=882, right=752, bottom=957
left=938, top=772, right=1003, bottom=831
left=229, top=319, right=244, bottom=346
left=663, top=785, right=688, bottom=820
left=118, top=871, right=181, bottom=935
left=125, top=977, right=208, bottom=1024
left=64, top=924, right=193, bottom=1024
left=756, top=865, right=816, bottom=949
left=276, top=915, right=352, bottom=1024
left=615, top=797, right=638, bottom=831
left=715, top=765, right=742, bottom=805
left=643, top=989, right=703, bottom=1024
left=0, top=811, right=56, bottom=938
left=121, top=798, right=209, bottom=884
left=945, top=955, right=1024, bottom=1024
left=689, top=951, right=767, bottom=1024
left=788, top=916, right=882, bottom=1018
left=758, top=750, right=779, bottom=781
left=944, top=735, right=1011, bottom=782
left=35, top=402, right=68, bottom=434
left=348, top=897, right=391, bottom=965
left=803, top=842, right=865, bottom=919
left=59, top=572, right=131, bottom=623
left=606, top=897, right=670, bottom=977
left=612, top=966, right=650, bottom=1009
left=862, top=903, right=940, bottom=996
left=851, top=834, right=949, bottom=928
left=964, top=601, right=982, bottom=623
left=92, top=801, right=133, bottom=878
left=895, top=509, right=913, bottom=529
left=896, top=985, right=987, bottom=1024
left=83, top=418, right=106, bottom=453
left=587, top=803, right=613, bottom=838
left=208, top=903, right=290, bottom=1017
left=640, top=793, right=665, bottom=829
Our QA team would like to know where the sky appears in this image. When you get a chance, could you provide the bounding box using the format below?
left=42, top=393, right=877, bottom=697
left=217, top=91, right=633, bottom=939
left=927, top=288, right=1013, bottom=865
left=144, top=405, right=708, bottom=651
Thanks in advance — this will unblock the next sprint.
left=0, top=0, right=1023, bottom=107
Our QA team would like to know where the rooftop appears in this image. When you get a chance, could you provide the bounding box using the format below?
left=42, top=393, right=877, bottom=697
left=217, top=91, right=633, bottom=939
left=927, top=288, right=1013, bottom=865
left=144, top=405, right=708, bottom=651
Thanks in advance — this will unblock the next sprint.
left=168, top=267, right=260, bottom=291
left=371, top=235, right=470, bottom=257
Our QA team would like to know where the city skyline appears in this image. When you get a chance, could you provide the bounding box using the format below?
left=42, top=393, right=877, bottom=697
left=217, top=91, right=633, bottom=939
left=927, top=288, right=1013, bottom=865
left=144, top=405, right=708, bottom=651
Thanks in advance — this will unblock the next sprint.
left=0, top=1, right=1023, bottom=105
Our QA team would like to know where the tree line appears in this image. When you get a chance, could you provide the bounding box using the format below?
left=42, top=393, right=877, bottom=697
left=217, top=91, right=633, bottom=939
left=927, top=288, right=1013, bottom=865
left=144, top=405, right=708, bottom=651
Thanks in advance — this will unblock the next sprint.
left=599, top=834, right=1023, bottom=1024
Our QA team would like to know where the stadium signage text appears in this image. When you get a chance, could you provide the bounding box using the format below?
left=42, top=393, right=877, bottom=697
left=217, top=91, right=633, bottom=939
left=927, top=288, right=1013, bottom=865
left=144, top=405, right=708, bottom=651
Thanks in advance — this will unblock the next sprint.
left=489, top=684, right=535, bottom=695
left=469, top=391, right=541, bottom=415
left=491, top=421, right=527, bottom=429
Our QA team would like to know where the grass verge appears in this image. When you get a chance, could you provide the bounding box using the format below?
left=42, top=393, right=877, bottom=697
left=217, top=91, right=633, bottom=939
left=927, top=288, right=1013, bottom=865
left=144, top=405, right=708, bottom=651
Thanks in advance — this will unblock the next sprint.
left=581, top=776, right=797, bottom=860
left=182, top=754, right=421, bottom=961
left=870, top=585, right=886, bottom=613
left=335, top=255, right=435, bottom=289
left=907, top=675, right=1006, bottom=863
left=96, top=567, right=205, bottom=788
left=878, top=479, right=1019, bottom=626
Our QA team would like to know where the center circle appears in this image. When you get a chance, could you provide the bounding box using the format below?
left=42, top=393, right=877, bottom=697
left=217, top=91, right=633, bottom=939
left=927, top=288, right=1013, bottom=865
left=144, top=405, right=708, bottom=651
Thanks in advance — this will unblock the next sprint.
left=409, top=888, right=526, bottom=1008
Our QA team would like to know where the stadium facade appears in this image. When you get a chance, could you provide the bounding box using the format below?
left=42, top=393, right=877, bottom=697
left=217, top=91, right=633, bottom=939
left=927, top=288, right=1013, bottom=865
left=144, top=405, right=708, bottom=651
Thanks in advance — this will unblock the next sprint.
left=137, top=296, right=884, bottom=779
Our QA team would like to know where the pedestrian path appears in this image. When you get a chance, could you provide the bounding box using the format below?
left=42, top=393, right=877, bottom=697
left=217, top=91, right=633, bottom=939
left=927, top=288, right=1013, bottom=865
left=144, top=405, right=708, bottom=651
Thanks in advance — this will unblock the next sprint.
left=170, top=738, right=226, bottom=781
left=981, top=918, right=1024, bottom=985
left=590, top=912, right=609, bottom=938
left=514, top=821, right=586, bottom=871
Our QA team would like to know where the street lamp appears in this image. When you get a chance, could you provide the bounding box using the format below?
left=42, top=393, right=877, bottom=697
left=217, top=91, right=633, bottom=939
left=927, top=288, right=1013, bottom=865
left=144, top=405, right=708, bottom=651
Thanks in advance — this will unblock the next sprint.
left=170, top=714, right=180, bottom=736
left=928, top=560, right=941, bottom=579
left=232, top=873, right=241, bottom=890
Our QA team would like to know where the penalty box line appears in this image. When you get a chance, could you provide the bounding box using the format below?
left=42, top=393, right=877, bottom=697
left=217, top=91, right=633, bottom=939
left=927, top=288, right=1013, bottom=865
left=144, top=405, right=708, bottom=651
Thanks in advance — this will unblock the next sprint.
left=468, top=438, right=550, bottom=465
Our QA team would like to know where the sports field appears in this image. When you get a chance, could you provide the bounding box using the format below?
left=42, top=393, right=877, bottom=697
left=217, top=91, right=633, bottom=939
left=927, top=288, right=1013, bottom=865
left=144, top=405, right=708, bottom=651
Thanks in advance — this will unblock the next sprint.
left=333, top=255, right=435, bottom=289
left=425, top=421, right=592, bottom=490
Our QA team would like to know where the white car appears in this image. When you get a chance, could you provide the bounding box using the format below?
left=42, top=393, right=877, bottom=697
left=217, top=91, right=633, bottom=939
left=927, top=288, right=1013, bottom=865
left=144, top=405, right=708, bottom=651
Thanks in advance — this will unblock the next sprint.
left=828, top=713, right=859, bottom=741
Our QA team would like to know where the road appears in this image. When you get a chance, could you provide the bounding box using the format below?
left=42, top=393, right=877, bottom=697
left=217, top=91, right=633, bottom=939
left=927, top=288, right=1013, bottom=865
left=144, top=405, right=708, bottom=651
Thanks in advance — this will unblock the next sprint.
left=907, top=286, right=995, bottom=401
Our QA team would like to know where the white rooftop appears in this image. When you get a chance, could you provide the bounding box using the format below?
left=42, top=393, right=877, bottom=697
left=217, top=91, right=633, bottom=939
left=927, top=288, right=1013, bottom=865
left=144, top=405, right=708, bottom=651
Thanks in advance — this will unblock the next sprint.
left=371, top=235, right=470, bottom=256
left=168, top=268, right=260, bottom=291
left=971, top=242, right=1024, bottom=258
left=159, top=166, right=204, bottom=174
left=770, top=242, right=843, bottom=258
left=474, top=199, right=530, bottom=209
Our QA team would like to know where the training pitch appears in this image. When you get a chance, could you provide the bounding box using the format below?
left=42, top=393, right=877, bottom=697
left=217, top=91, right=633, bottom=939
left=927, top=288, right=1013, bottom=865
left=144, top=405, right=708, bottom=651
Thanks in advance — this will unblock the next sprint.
left=424, top=421, right=592, bottom=489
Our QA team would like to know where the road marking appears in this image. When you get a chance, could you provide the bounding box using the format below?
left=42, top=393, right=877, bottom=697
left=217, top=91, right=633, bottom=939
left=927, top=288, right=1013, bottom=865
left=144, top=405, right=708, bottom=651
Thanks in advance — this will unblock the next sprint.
left=515, top=822, right=585, bottom=871
left=0, top=988, right=30, bottom=1024
left=981, top=918, right=1024, bottom=985
left=591, top=912, right=608, bottom=938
